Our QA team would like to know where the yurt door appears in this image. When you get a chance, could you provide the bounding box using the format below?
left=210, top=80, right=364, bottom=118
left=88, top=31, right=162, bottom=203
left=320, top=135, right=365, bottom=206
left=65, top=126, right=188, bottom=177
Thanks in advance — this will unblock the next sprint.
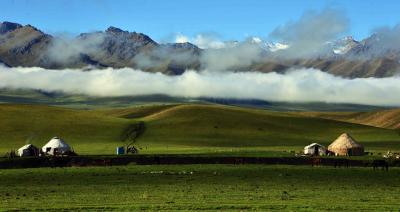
left=347, top=149, right=353, bottom=156
left=314, top=146, right=319, bottom=156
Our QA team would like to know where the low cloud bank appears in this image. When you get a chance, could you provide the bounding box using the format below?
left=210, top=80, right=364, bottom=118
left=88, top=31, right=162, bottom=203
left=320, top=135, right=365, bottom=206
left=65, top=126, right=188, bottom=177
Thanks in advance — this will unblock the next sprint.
left=0, top=66, right=400, bottom=106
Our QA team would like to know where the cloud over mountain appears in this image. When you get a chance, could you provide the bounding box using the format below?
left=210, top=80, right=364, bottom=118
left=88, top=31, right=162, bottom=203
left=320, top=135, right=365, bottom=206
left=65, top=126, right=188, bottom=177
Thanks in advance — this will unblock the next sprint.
left=175, top=33, right=226, bottom=49
left=269, top=8, right=349, bottom=58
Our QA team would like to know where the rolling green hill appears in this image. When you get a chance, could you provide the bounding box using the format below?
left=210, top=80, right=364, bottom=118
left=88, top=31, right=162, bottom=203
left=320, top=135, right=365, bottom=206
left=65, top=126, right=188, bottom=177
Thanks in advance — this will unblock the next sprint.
left=0, top=103, right=399, bottom=155
left=0, top=104, right=136, bottom=154
left=107, top=104, right=400, bottom=153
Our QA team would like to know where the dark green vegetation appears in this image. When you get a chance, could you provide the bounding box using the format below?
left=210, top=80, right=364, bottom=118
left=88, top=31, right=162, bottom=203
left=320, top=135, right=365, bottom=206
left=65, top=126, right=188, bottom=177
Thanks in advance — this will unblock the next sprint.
left=0, top=89, right=183, bottom=108
left=0, top=89, right=389, bottom=111
left=0, top=103, right=399, bottom=155
left=0, top=165, right=399, bottom=210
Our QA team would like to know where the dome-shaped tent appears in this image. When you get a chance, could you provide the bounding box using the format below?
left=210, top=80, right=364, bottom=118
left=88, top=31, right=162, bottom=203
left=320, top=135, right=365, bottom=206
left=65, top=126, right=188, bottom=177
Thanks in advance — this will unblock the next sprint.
left=304, top=143, right=327, bottom=156
left=17, top=144, right=40, bottom=157
left=328, top=133, right=364, bottom=156
left=42, top=137, right=72, bottom=156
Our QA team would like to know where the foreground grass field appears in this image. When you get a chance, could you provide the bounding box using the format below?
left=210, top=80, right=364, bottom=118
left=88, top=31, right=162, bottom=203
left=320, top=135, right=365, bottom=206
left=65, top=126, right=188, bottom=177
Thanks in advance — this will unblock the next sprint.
left=0, top=165, right=399, bottom=210
left=0, top=103, right=400, bottom=155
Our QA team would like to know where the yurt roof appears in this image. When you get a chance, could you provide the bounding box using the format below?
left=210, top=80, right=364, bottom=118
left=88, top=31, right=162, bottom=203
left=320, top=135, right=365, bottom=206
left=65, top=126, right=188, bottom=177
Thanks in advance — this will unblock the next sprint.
left=328, top=133, right=363, bottom=149
left=42, top=137, right=71, bottom=149
left=18, top=144, right=37, bottom=151
left=305, top=143, right=325, bottom=149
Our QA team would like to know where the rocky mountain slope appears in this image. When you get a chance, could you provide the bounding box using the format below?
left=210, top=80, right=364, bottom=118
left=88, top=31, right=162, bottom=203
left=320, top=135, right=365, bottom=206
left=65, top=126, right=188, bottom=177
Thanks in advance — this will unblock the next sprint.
left=1, top=21, right=400, bottom=78
left=0, top=21, right=200, bottom=74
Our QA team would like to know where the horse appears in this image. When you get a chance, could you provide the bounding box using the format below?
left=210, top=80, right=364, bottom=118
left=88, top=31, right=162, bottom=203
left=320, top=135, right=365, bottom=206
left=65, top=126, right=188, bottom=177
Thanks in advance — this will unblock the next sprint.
left=372, top=160, right=389, bottom=171
left=311, top=157, right=322, bottom=167
left=334, top=159, right=349, bottom=168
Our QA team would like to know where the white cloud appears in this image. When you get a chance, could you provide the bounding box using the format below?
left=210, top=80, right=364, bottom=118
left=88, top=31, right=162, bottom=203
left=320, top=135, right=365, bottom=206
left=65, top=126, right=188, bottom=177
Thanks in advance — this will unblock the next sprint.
left=0, top=65, right=400, bottom=106
left=361, top=24, right=400, bottom=57
left=200, top=42, right=263, bottom=71
left=174, top=33, right=190, bottom=43
left=268, top=43, right=289, bottom=52
left=250, top=37, right=262, bottom=43
left=270, top=8, right=349, bottom=58
left=174, top=33, right=226, bottom=49
left=46, top=33, right=105, bottom=64
left=192, top=34, right=226, bottom=49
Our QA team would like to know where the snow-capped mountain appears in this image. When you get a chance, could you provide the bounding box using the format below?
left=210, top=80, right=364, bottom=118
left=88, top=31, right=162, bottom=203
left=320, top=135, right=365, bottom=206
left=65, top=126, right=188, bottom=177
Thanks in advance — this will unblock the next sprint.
left=266, top=42, right=290, bottom=52
left=2, top=21, right=400, bottom=78
left=248, top=36, right=288, bottom=52
left=331, top=36, right=360, bottom=55
left=241, top=36, right=289, bottom=52
left=208, top=36, right=289, bottom=52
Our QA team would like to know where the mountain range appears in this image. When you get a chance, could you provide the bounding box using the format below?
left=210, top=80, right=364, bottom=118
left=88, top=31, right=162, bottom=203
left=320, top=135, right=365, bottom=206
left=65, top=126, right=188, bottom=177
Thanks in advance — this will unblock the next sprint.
left=1, top=21, right=400, bottom=78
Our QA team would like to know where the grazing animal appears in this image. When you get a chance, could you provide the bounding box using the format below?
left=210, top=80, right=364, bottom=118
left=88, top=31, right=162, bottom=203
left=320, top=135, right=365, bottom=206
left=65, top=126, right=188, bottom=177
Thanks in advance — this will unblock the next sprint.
left=281, top=191, right=290, bottom=200
left=103, top=159, right=112, bottom=166
left=311, top=158, right=322, bottom=167
left=5, top=150, right=16, bottom=159
left=234, top=158, right=244, bottom=165
left=334, top=159, right=349, bottom=168
left=372, top=160, right=389, bottom=171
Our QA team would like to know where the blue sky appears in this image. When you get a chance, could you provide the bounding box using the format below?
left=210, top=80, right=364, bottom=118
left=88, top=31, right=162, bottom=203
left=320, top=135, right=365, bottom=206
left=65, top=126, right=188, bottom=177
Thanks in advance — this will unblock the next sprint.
left=2, top=0, right=400, bottom=42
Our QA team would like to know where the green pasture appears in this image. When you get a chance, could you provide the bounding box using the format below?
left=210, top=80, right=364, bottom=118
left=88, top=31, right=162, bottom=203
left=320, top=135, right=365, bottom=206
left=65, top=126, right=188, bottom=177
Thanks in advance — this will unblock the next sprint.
left=0, top=165, right=399, bottom=210
left=0, top=103, right=399, bottom=155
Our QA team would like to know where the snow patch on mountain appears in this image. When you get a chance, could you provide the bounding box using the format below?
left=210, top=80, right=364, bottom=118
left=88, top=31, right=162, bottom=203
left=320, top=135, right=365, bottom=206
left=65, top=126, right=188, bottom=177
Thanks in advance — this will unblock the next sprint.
left=331, top=36, right=359, bottom=55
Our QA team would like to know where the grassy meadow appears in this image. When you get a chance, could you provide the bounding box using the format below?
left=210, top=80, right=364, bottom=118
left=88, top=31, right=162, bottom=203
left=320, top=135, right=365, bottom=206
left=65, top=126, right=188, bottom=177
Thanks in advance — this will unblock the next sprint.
left=0, top=165, right=399, bottom=210
left=0, top=103, right=399, bottom=155
left=1, top=103, right=400, bottom=210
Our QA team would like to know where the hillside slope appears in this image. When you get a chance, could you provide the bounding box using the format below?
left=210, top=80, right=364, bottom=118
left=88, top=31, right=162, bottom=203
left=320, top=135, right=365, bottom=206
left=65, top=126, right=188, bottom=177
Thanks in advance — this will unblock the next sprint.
left=0, top=104, right=135, bottom=154
left=299, top=109, right=400, bottom=129
left=0, top=104, right=399, bottom=155
left=108, top=104, right=400, bottom=151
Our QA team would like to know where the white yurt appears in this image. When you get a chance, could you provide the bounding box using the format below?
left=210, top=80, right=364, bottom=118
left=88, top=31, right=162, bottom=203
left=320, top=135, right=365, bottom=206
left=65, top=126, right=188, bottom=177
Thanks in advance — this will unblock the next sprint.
left=17, top=144, right=40, bottom=157
left=304, top=143, right=327, bottom=156
left=42, top=137, right=72, bottom=156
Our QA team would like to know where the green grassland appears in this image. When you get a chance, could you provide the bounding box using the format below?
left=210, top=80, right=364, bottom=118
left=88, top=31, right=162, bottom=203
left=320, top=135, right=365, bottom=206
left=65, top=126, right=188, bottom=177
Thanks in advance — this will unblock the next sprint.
left=1, top=103, right=400, bottom=211
left=0, top=103, right=399, bottom=155
left=0, top=165, right=399, bottom=210
left=134, top=104, right=400, bottom=153
left=0, top=104, right=135, bottom=154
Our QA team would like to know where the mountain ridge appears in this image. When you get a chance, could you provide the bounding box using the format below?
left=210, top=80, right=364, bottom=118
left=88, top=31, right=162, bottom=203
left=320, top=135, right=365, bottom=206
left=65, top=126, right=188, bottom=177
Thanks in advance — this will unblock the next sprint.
left=1, top=21, right=400, bottom=78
